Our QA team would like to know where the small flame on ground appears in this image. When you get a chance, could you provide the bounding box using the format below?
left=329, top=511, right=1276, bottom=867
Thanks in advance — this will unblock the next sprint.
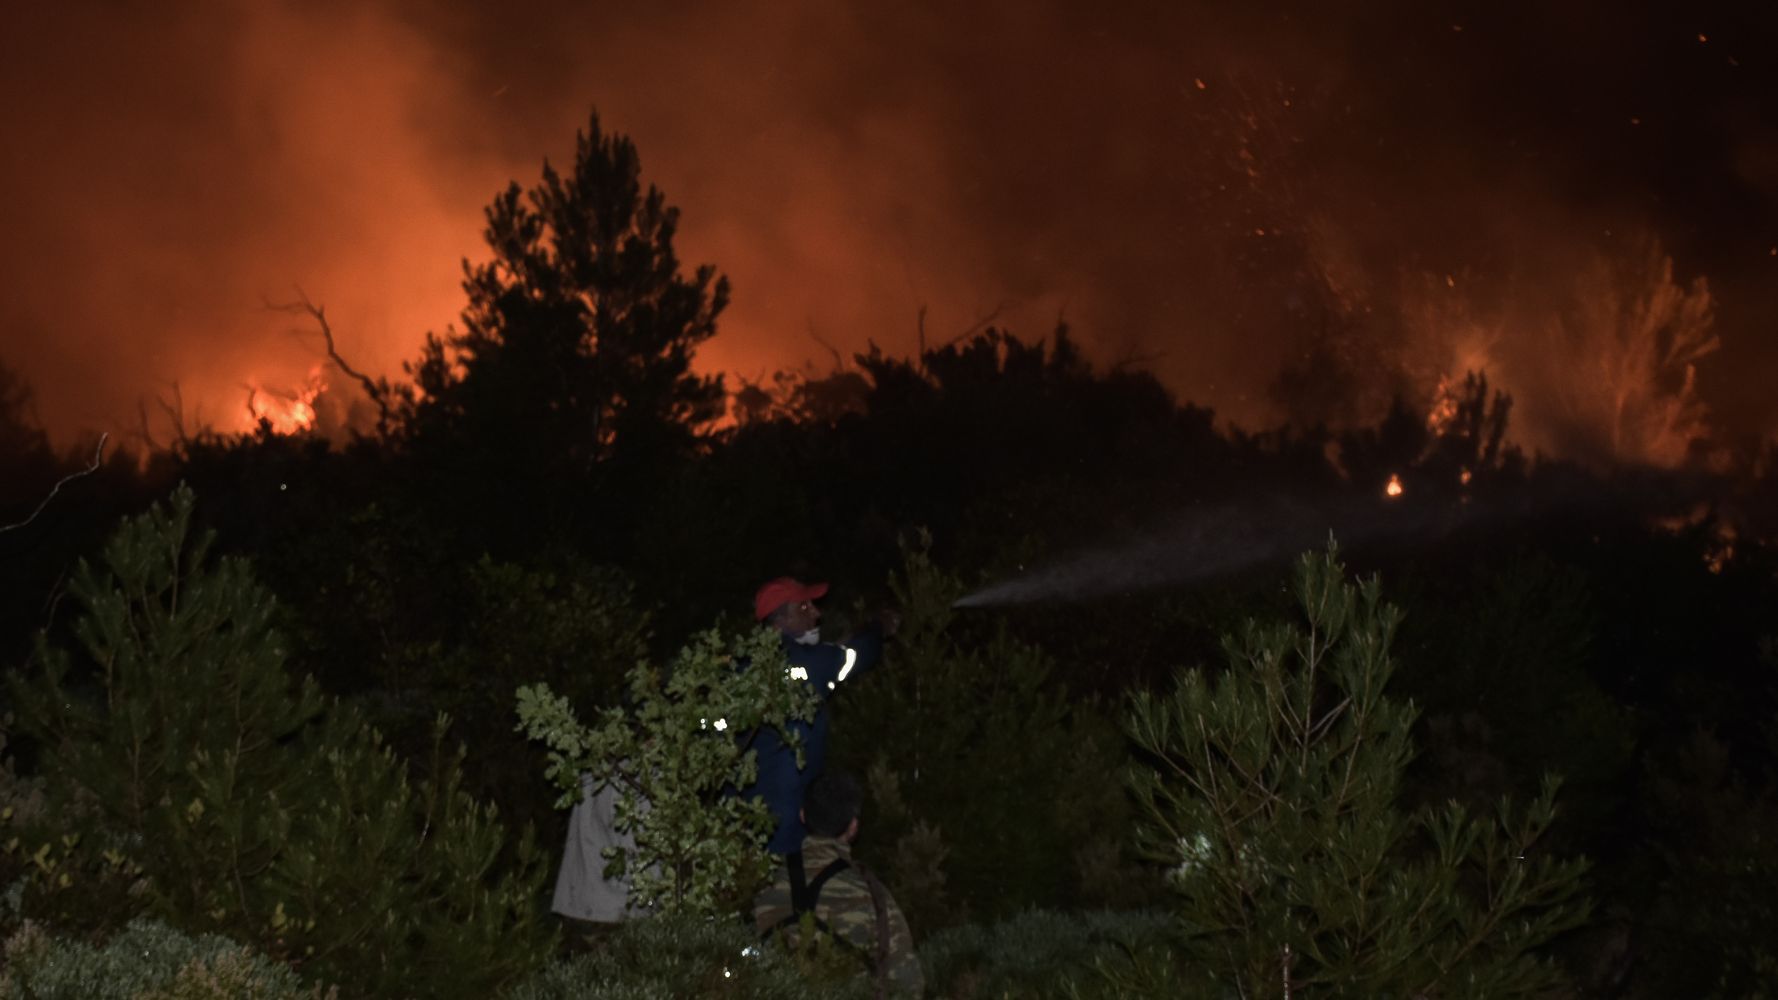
left=1384, top=473, right=1404, bottom=498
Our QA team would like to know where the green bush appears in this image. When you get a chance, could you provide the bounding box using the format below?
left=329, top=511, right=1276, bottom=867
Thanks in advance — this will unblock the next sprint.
left=1638, top=726, right=1778, bottom=998
left=504, top=914, right=869, bottom=1000
left=918, top=910, right=1174, bottom=999
left=0, top=714, right=49, bottom=935
left=834, top=538, right=1144, bottom=932
left=342, top=549, right=654, bottom=833
left=0, top=917, right=325, bottom=1000
left=8, top=486, right=554, bottom=997
left=516, top=627, right=818, bottom=916
left=1395, top=551, right=1631, bottom=843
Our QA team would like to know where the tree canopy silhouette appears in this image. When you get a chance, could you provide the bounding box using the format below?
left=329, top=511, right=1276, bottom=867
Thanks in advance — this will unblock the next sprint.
left=400, top=110, right=728, bottom=557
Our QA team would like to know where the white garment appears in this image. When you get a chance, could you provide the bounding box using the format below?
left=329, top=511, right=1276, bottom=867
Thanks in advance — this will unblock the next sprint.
left=551, top=774, right=646, bottom=922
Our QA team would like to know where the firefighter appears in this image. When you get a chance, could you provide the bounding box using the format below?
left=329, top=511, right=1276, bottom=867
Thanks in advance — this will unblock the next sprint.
left=747, top=576, right=892, bottom=854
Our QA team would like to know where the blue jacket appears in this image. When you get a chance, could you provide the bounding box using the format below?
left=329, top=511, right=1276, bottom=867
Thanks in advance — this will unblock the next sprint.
left=747, top=626, right=884, bottom=854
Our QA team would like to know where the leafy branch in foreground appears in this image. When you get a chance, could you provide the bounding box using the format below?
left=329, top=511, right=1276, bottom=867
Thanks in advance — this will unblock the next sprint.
left=517, top=627, right=819, bottom=916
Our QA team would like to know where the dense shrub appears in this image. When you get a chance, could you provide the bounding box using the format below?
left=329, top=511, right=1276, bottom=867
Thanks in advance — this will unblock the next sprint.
left=1635, top=726, right=1778, bottom=997
left=833, top=539, right=1146, bottom=932
left=7, top=486, right=553, bottom=997
left=505, top=914, right=869, bottom=1000
left=0, top=918, right=324, bottom=1000
left=918, top=910, right=1174, bottom=999
left=355, top=552, right=655, bottom=844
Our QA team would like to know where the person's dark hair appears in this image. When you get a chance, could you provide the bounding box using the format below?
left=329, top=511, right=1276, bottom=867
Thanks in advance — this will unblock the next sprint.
left=803, top=769, right=862, bottom=837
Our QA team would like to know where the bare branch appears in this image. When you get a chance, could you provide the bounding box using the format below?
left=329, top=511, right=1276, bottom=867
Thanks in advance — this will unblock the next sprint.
left=132, top=398, right=162, bottom=454
left=155, top=380, right=193, bottom=451
left=935, top=301, right=1006, bottom=352
left=266, top=287, right=391, bottom=431
left=0, top=432, right=109, bottom=536
left=805, top=318, right=844, bottom=371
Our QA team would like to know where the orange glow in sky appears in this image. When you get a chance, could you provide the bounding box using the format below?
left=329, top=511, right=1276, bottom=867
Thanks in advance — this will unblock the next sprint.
left=1, top=2, right=1770, bottom=466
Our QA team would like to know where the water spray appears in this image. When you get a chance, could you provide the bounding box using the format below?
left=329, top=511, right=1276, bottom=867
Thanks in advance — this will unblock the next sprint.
left=951, top=462, right=1738, bottom=610
left=950, top=490, right=1418, bottom=609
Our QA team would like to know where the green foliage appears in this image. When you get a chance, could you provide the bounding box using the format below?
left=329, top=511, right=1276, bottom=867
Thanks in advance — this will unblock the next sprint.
left=505, top=914, right=869, bottom=1000
left=1124, top=543, right=1591, bottom=997
left=516, top=627, right=818, bottom=915
left=1639, top=727, right=1778, bottom=998
left=918, top=910, right=1175, bottom=999
left=0, top=715, right=49, bottom=931
left=751, top=911, right=891, bottom=995
left=8, top=486, right=554, bottom=997
left=834, top=536, right=1143, bottom=932
left=0, top=918, right=326, bottom=1000
left=453, top=558, right=651, bottom=706
left=1397, top=552, right=1631, bottom=843
left=355, top=549, right=653, bottom=831
left=0, top=818, right=148, bottom=942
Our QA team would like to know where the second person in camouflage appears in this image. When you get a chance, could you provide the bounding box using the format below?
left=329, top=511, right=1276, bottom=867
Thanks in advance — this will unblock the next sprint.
left=753, top=769, right=924, bottom=996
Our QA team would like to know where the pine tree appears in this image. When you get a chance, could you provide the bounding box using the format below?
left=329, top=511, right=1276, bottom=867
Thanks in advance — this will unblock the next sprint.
left=1121, top=543, right=1590, bottom=997
left=10, top=486, right=554, bottom=996
left=401, top=110, right=728, bottom=558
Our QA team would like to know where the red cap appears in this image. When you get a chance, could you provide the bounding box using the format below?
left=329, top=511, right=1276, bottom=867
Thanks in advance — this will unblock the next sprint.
left=754, top=577, right=828, bottom=620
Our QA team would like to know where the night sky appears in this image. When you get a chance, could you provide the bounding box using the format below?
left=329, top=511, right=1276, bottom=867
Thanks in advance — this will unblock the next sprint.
left=3, top=0, right=1774, bottom=463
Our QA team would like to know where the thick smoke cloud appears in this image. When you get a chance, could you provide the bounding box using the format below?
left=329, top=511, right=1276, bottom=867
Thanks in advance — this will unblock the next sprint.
left=2, top=0, right=1773, bottom=459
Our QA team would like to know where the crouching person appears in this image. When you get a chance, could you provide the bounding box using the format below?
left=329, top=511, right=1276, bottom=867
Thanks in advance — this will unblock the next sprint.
left=754, top=769, right=924, bottom=996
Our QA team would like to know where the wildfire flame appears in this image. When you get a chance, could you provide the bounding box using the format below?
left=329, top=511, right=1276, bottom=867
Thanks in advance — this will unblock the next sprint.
left=1384, top=473, right=1404, bottom=498
left=244, top=365, right=325, bottom=435
left=1425, top=375, right=1462, bottom=436
left=1400, top=243, right=1719, bottom=469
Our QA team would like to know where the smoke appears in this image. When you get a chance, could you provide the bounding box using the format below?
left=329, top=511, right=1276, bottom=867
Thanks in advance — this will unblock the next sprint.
left=1, top=0, right=1772, bottom=458
left=0, top=1, right=498, bottom=442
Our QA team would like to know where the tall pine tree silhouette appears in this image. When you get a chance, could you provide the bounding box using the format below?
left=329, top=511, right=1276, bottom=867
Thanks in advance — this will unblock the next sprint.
left=402, top=111, right=728, bottom=559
